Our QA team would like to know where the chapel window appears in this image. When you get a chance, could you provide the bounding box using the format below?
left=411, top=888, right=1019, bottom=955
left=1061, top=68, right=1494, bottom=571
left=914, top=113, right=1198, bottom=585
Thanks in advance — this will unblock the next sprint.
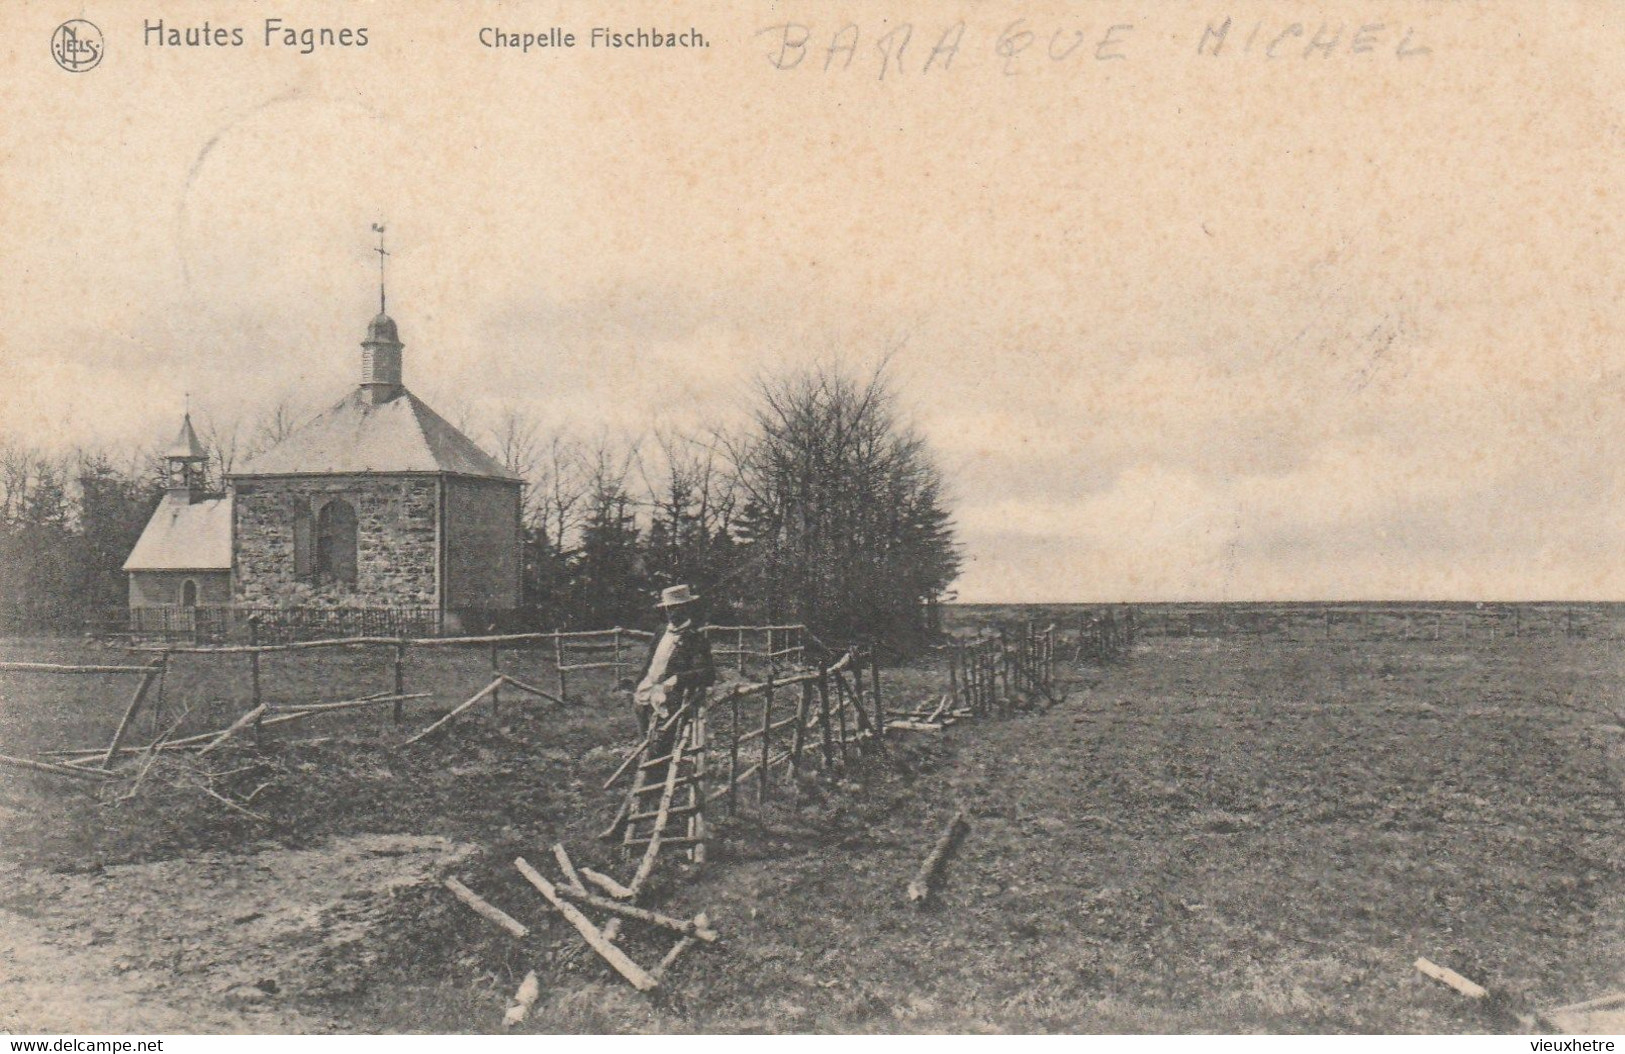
left=315, top=498, right=359, bottom=586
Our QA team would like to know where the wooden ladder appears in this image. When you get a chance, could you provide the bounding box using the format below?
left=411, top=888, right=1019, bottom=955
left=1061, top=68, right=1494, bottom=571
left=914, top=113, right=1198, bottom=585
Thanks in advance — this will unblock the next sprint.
left=620, top=708, right=708, bottom=871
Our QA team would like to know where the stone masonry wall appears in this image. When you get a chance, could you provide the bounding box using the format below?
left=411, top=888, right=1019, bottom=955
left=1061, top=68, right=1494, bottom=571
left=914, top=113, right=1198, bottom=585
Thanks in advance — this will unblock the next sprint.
left=443, top=477, right=521, bottom=610
left=129, top=570, right=232, bottom=607
left=233, top=475, right=438, bottom=606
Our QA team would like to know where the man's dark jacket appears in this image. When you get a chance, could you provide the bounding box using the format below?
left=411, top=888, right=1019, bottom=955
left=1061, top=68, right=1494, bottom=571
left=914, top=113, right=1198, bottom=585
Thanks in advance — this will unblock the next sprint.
left=635, top=623, right=717, bottom=702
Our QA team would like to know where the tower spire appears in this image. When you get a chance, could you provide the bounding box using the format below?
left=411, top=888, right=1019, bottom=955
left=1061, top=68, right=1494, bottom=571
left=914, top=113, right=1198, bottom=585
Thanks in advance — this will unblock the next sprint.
left=361, top=228, right=405, bottom=403
left=372, top=223, right=388, bottom=315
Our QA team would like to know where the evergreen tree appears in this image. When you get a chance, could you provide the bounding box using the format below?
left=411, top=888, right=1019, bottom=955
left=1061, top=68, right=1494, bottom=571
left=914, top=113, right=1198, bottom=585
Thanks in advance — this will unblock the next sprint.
left=728, top=363, right=960, bottom=650
left=571, top=471, right=646, bottom=628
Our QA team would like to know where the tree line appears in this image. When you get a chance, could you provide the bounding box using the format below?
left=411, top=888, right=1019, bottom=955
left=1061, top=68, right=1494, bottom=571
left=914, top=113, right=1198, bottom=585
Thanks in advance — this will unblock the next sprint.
left=0, top=363, right=960, bottom=649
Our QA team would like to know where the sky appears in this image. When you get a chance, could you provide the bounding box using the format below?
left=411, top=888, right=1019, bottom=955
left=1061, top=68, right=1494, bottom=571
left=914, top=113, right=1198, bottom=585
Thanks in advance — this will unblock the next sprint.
left=3, top=0, right=1623, bottom=601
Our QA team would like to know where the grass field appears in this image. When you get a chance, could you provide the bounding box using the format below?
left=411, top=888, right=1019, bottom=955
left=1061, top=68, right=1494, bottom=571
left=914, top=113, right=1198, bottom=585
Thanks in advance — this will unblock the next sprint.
left=3, top=615, right=1625, bottom=1032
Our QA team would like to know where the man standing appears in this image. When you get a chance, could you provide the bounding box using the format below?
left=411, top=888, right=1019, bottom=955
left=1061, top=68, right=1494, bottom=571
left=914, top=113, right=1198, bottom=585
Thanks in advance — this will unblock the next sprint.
left=632, top=584, right=716, bottom=739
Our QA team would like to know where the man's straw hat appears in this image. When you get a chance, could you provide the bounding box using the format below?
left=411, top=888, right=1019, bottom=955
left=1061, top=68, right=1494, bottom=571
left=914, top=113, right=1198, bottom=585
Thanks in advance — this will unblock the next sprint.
left=655, top=584, right=701, bottom=608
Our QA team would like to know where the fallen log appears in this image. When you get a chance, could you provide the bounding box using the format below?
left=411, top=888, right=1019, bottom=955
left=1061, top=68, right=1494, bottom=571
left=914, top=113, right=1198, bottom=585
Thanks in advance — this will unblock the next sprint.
left=908, top=809, right=968, bottom=903
left=189, top=779, right=270, bottom=823
left=443, top=877, right=529, bottom=938
left=102, top=658, right=164, bottom=768
left=516, top=857, right=716, bottom=942
left=0, top=754, right=122, bottom=781
left=1413, top=957, right=1487, bottom=999
left=519, top=867, right=658, bottom=992
left=401, top=679, right=503, bottom=746
left=653, top=912, right=709, bottom=981
left=552, top=843, right=588, bottom=895
left=498, top=674, right=567, bottom=706
left=272, top=691, right=424, bottom=714
left=503, top=970, right=541, bottom=1028
left=232, top=693, right=430, bottom=737
left=197, top=704, right=267, bottom=758
left=1551, top=990, right=1625, bottom=1016
left=887, top=720, right=945, bottom=733
left=580, top=868, right=636, bottom=901
left=117, top=707, right=191, bottom=803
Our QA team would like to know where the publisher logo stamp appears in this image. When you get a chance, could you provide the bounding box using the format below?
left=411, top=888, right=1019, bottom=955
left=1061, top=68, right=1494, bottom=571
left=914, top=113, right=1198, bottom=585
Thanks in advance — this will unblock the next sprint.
left=51, top=19, right=103, bottom=72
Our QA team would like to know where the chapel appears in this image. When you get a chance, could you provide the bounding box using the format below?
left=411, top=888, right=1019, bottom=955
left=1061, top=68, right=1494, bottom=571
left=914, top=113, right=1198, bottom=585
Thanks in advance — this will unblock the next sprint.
left=125, top=257, right=523, bottom=633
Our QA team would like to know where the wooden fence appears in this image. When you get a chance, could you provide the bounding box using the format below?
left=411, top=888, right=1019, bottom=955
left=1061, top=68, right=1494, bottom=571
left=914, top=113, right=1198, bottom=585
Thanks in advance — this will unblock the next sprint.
left=120, top=622, right=811, bottom=711
left=940, top=622, right=1060, bottom=719
left=706, top=624, right=807, bottom=677
left=126, top=604, right=445, bottom=644
left=704, top=646, right=885, bottom=813
left=1135, top=604, right=1622, bottom=643
left=0, top=620, right=812, bottom=782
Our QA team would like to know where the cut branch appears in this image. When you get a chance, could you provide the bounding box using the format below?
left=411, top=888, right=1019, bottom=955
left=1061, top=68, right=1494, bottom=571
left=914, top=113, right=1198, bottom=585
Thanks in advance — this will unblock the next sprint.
left=908, top=809, right=968, bottom=903
left=443, top=877, right=529, bottom=938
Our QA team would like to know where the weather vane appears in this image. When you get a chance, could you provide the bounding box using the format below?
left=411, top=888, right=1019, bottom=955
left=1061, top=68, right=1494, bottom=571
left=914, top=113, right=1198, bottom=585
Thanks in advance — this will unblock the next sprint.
left=372, top=222, right=388, bottom=314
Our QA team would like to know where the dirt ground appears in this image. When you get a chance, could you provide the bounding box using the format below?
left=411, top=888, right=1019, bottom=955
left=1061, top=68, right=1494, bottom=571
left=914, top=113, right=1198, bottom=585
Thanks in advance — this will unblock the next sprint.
left=0, top=834, right=472, bottom=1033
left=4, top=628, right=1625, bottom=1033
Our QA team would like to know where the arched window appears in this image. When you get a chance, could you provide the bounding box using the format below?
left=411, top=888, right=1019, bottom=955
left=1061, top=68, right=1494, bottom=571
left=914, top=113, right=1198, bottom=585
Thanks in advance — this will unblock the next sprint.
left=315, top=498, right=358, bottom=586
left=180, top=579, right=198, bottom=607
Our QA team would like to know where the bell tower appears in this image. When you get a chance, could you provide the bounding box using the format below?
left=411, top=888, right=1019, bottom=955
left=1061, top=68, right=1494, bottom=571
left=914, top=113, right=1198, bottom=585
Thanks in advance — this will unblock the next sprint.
left=360, top=222, right=404, bottom=404
left=164, top=411, right=209, bottom=503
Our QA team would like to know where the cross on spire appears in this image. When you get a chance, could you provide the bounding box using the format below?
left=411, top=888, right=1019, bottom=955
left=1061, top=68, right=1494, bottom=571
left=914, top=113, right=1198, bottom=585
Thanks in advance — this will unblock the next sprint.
left=372, top=222, right=388, bottom=314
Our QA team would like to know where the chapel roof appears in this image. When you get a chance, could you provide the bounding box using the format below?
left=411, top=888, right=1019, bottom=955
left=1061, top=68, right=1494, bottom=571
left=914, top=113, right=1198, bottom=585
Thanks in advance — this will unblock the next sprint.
left=232, top=387, right=520, bottom=480
left=122, top=494, right=233, bottom=571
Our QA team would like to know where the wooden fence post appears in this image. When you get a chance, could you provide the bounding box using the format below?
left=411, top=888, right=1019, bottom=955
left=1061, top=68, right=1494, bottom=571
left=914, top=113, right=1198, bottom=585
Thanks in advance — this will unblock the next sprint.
left=817, top=667, right=835, bottom=768
left=834, top=666, right=851, bottom=761
left=690, top=705, right=708, bottom=864
left=759, top=673, right=774, bottom=803
left=790, top=681, right=810, bottom=786
left=150, top=649, right=171, bottom=733
left=729, top=689, right=741, bottom=816
left=248, top=616, right=264, bottom=747
left=869, top=648, right=884, bottom=737
left=393, top=639, right=407, bottom=724
left=490, top=641, right=502, bottom=718
left=554, top=632, right=568, bottom=704
left=971, top=646, right=981, bottom=713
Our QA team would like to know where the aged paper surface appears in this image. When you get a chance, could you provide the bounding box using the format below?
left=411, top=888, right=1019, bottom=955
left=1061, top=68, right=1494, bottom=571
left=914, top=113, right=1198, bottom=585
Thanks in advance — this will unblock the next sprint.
left=6, top=0, right=1619, bottom=603
left=2, top=0, right=1624, bottom=1039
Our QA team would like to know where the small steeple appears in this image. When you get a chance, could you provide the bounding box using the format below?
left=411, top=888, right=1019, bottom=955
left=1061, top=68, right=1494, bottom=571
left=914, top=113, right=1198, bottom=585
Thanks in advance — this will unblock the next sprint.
left=360, top=224, right=404, bottom=403
left=165, top=411, right=209, bottom=503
